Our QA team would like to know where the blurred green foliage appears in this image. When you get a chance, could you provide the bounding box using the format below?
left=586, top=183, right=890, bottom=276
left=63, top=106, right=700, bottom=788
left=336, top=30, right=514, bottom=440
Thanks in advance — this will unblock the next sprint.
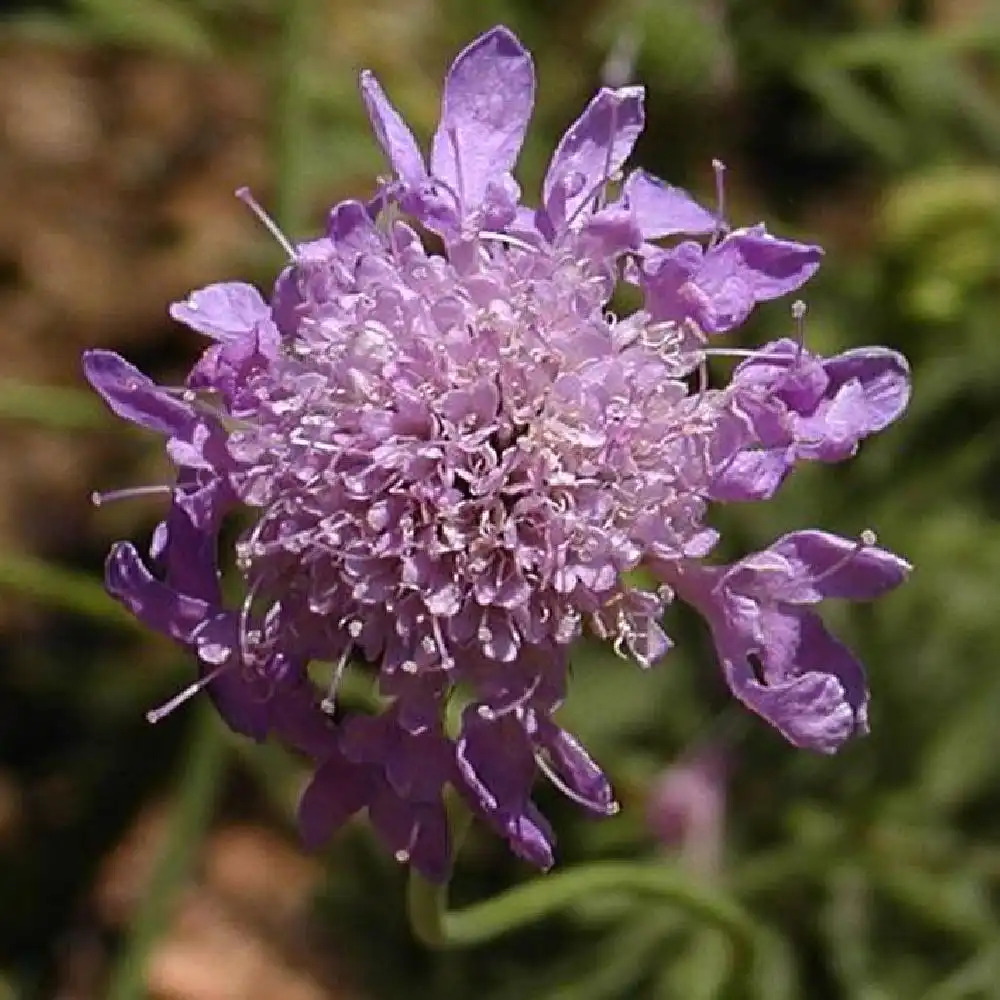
left=2, top=0, right=1000, bottom=998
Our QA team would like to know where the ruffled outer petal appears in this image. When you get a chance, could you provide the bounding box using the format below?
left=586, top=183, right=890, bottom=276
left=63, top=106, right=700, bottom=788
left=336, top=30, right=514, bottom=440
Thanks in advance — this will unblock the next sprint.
left=769, top=530, right=912, bottom=601
left=298, top=752, right=372, bottom=849
left=717, top=607, right=869, bottom=753
left=105, top=541, right=210, bottom=642
left=822, top=347, right=911, bottom=434
left=168, top=282, right=271, bottom=340
left=455, top=707, right=556, bottom=868
left=702, top=226, right=823, bottom=303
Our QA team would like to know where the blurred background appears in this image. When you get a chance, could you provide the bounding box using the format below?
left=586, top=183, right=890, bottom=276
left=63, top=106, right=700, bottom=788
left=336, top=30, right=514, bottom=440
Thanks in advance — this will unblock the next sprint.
left=1, top=0, right=999, bottom=997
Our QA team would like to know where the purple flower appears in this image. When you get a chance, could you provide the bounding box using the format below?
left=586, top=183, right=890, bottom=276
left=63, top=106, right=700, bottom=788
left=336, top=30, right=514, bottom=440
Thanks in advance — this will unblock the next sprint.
left=84, top=26, right=911, bottom=879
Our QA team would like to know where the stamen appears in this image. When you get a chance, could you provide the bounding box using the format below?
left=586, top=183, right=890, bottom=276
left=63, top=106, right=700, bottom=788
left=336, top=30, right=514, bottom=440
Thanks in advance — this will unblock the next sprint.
left=393, top=819, right=421, bottom=864
left=811, top=530, right=877, bottom=587
left=684, top=354, right=710, bottom=414
left=146, top=662, right=231, bottom=724
left=235, top=187, right=298, bottom=261
left=447, top=124, right=466, bottom=213
left=238, top=577, right=265, bottom=668
left=701, top=347, right=801, bottom=363
left=478, top=231, right=538, bottom=253
left=235, top=498, right=291, bottom=571
left=598, top=98, right=621, bottom=213
left=709, top=159, right=727, bottom=247
left=159, top=385, right=198, bottom=403
left=91, top=485, right=172, bottom=507
left=791, top=299, right=807, bottom=356
left=476, top=674, right=542, bottom=721
left=534, top=751, right=620, bottom=815
left=561, top=172, right=616, bottom=235
left=320, top=644, right=353, bottom=715
left=430, top=616, right=454, bottom=670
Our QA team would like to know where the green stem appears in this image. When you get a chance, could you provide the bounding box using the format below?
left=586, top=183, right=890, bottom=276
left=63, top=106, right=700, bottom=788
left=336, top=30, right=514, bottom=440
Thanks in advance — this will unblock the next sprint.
left=408, top=856, right=756, bottom=965
left=105, top=704, right=228, bottom=1000
left=273, top=0, right=311, bottom=235
left=408, top=869, right=450, bottom=948
left=407, top=791, right=474, bottom=948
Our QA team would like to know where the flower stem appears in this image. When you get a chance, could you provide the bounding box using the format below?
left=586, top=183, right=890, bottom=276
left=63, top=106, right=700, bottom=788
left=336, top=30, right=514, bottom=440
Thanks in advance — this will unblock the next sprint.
left=407, top=869, right=450, bottom=948
left=407, top=789, right=474, bottom=947
left=408, top=844, right=757, bottom=989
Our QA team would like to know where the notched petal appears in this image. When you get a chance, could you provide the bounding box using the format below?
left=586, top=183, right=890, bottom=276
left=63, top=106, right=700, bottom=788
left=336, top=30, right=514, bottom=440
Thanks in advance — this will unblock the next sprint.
left=168, top=282, right=270, bottom=341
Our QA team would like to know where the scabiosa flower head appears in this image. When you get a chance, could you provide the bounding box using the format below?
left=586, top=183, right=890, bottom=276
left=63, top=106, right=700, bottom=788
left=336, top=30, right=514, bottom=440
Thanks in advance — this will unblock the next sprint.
left=84, top=26, right=911, bottom=880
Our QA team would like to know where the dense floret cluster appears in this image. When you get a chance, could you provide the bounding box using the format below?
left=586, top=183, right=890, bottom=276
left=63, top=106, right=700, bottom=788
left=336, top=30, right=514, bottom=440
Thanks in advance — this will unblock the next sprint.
left=84, top=27, right=910, bottom=881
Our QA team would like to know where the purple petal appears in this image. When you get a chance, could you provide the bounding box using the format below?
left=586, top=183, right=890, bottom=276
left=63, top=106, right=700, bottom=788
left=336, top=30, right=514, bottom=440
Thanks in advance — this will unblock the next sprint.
left=405, top=804, right=453, bottom=883
left=543, top=86, right=645, bottom=222
left=266, top=674, right=336, bottom=760
left=430, top=26, right=535, bottom=212
left=340, top=710, right=394, bottom=764
left=455, top=709, right=535, bottom=817
left=158, top=483, right=224, bottom=603
left=504, top=802, right=556, bottom=869
left=638, top=241, right=704, bottom=324
left=359, top=71, right=427, bottom=187
left=622, top=169, right=717, bottom=238
left=83, top=350, right=195, bottom=437
left=534, top=720, right=617, bottom=816
left=721, top=609, right=868, bottom=753
left=385, top=728, right=455, bottom=803
left=168, top=282, right=270, bottom=341
left=823, top=347, right=911, bottom=433
left=794, top=381, right=873, bottom=462
left=185, top=615, right=273, bottom=742
left=703, top=226, right=823, bottom=303
left=369, top=790, right=452, bottom=883
left=326, top=199, right=384, bottom=253
left=579, top=206, right=643, bottom=256
left=105, top=542, right=210, bottom=641
left=298, top=753, right=372, bottom=849
left=770, top=530, right=911, bottom=601
left=734, top=339, right=829, bottom=415
left=710, top=447, right=793, bottom=501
